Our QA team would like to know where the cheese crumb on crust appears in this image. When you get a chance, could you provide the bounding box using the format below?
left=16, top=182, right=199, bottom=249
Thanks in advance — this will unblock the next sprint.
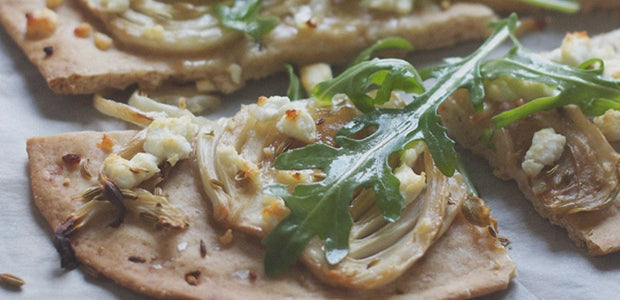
left=25, top=7, right=59, bottom=38
left=102, top=153, right=160, bottom=189
left=143, top=116, right=199, bottom=166
left=521, top=128, right=566, bottom=178
left=94, top=32, right=113, bottom=50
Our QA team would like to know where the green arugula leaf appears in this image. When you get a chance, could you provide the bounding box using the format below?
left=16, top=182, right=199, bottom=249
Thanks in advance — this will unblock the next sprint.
left=214, top=0, right=278, bottom=42
left=284, top=63, right=304, bottom=100
left=313, top=58, right=424, bottom=113
left=262, top=14, right=520, bottom=278
left=518, top=0, right=580, bottom=13
left=487, top=47, right=620, bottom=128
left=347, top=37, right=413, bottom=68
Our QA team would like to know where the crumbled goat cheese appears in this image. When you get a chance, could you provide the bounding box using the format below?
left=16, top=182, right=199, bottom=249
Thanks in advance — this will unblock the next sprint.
left=594, top=109, right=620, bottom=142
left=103, top=153, right=160, bottom=189
left=394, top=144, right=426, bottom=200
left=248, top=96, right=292, bottom=122
left=545, top=31, right=619, bottom=78
left=143, top=116, right=199, bottom=166
left=248, top=96, right=318, bottom=142
left=276, top=108, right=317, bottom=143
left=26, top=7, right=58, bottom=38
left=521, top=128, right=566, bottom=177
left=94, top=32, right=113, bottom=50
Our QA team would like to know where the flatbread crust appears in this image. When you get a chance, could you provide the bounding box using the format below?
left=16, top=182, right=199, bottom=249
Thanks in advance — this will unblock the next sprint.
left=27, top=131, right=515, bottom=299
left=1, top=1, right=497, bottom=94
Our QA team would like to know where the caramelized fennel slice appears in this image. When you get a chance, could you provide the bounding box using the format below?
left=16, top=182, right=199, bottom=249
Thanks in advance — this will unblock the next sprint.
left=520, top=106, right=620, bottom=214
left=80, top=0, right=240, bottom=53
left=301, top=151, right=466, bottom=289
left=197, top=99, right=359, bottom=236
left=441, top=95, right=620, bottom=215
left=197, top=97, right=472, bottom=289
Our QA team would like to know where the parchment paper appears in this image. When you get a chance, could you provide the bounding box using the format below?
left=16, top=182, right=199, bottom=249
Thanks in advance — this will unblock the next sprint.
left=1, top=10, right=620, bottom=300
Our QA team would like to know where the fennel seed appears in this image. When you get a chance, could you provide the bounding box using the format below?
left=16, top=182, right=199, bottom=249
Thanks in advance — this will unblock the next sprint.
left=80, top=158, right=93, bottom=179
left=128, top=256, right=146, bottom=263
left=200, top=239, right=207, bottom=258
left=219, top=229, right=233, bottom=245
left=0, top=273, right=25, bottom=288
left=185, top=271, right=201, bottom=286
left=210, top=179, right=225, bottom=189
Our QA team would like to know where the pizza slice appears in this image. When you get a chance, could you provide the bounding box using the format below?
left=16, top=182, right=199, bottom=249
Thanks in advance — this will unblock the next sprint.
left=27, top=91, right=515, bottom=299
left=1, top=0, right=499, bottom=95
left=440, top=28, right=620, bottom=255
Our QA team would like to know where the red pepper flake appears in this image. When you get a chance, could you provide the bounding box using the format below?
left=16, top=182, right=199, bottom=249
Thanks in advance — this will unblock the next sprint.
left=43, top=45, right=54, bottom=56
left=128, top=256, right=146, bottom=263
left=284, top=109, right=299, bottom=121
left=96, top=134, right=115, bottom=153
left=62, top=153, right=81, bottom=166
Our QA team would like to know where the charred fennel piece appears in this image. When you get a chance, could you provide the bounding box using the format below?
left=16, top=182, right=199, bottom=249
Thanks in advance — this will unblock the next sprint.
left=486, top=48, right=620, bottom=128
left=54, top=95, right=195, bottom=269
left=262, top=15, right=519, bottom=277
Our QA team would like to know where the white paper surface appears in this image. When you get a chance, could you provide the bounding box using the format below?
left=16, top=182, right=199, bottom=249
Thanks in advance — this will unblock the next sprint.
left=1, top=10, right=620, bottom=300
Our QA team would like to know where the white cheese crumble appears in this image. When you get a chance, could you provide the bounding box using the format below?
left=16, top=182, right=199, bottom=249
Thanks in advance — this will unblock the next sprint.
left=143, top=116, right=199, bottom=166
left=545, top=31, right=619, bottom=78
left=102, top=153, right=160, bottom=189
left=593, top=109, right=620, bottom=142
left=521, top=128, right=567, bottom=178
left=248, top=96, right=318, bottom=143
left=276, top=108, right=317, bottom=143
left=394, top=144, right=426, bottom=200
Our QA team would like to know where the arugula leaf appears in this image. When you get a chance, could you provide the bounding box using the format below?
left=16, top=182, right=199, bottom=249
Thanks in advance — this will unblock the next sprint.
left=313, top=58, right=424, bottom=113
left=284, top=38, right=414, bottom=101
left=284, top=63, right=304, bottom=100
left=262, top=14, right=520, bottom=277
left=487, top=47, right=620, bottom=128
left=214, top=0, right=278, bottom=42
left=347, top=37, right=413, bottom=68
left=518, top=0, right=580, bottom=13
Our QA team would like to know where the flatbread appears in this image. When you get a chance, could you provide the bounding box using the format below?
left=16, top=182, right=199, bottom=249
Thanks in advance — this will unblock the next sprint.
left=1, top=1, right=497, bottom=94
left=27, top=131, right=515, bottom=299
left=441, top=29, right=620, bottom=256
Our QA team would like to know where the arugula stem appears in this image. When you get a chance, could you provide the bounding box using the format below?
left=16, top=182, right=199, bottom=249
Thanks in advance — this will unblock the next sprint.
left=518, top=0, right=580, bottom=13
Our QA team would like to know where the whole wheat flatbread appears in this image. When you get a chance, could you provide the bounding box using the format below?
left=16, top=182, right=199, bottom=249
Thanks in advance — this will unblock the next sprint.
left=1, top=0, right=497, bottom=94
left=27, top=131, right=515, bottom=299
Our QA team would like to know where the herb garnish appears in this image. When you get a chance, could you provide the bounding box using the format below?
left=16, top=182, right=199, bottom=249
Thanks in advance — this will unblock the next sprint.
left=518, top=0, right=580, bottom=13
left=263, top=13, right=620, bottom=277
left=486, top=48, right=620, bottom=127
left=262, top=15, right=520, bottom=277
left=214, top=0, right=278, bottom=42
